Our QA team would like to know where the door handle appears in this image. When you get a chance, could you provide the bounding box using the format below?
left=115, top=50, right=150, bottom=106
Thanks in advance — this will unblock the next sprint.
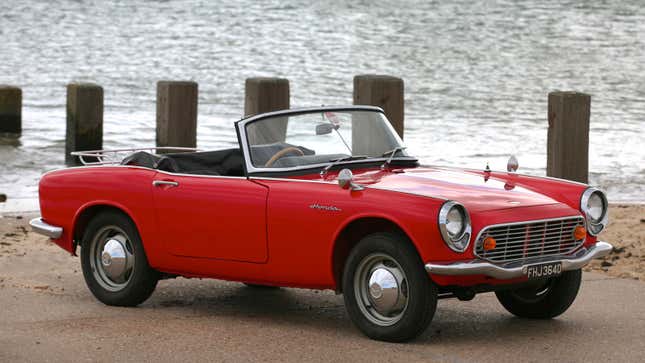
left=152, top=180, right=179, bottom=187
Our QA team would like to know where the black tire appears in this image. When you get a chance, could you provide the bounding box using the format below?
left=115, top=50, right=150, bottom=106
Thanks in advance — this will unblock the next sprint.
left=495, top=269, right=582, bottom=319
left=342, top=232, right=437, bottom=342
left=243, top=283, right=280, bottom=289
left=80, top=211, right=159, bottom=306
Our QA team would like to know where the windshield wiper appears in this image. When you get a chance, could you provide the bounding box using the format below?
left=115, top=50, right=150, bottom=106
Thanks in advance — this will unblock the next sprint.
left=320, top=155, right=368, bottom=176
left=381, top=146, right=408, bottom=169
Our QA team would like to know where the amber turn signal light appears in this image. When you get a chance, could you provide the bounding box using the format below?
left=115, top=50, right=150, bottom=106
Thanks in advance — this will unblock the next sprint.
left=574, top=225, right=587, bottom=240
left=483, top=237, right=496, bottom=251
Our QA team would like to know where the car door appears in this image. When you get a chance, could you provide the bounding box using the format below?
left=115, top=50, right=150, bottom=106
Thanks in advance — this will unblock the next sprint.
left=151, top=172, right=268, bottom=263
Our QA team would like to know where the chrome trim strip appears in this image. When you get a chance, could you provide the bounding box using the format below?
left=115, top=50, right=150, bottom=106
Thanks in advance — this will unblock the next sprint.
left=29, top=217, right=63, bottom=239
left=237, top=105, right=385, bottom=124
left=425, top=241, right=613, bottom=279
left=152, top=180, right=179, bottom=187
left=249, top=176, right=334, bottom=184
left=580, top=187, right=609, bottom=236
left=438, top=201, right=472, bottom=253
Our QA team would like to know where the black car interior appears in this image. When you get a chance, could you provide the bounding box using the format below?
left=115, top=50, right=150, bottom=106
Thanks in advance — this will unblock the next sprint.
left=121, top=148, right=245, bottom=176
left=120, top=142, right=320, bottom=176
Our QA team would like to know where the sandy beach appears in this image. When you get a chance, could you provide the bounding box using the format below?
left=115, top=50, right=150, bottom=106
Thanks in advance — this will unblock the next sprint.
left=1, top=204, right=644, bottom=362
left=1, top=203, right=643, bottom=280
left=583, top=204, right=645, bottom=280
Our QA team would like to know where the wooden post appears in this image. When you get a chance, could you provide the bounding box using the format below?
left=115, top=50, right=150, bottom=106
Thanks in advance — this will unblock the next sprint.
left=244, top=77, right=289, bottom=144
left=156, top=81, right=198, bottom=149
left=244, top=77, right=289, bottom=117
left=0, top=85, right=22, bottom=134
left=353, top=75, right=404, bottom=138
left=66, top=83, right=103, bottom=166
left=547, top=91, right=590, bottom=183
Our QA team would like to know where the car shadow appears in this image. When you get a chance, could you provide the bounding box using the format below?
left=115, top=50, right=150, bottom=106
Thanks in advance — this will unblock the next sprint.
left=147, top=279, right=583, bottom=345
left=415, top=302, right=576, bottom=344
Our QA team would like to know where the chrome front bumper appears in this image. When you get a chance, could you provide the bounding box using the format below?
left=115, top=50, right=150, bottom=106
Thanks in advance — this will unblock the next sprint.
left=425, top=241, right=613, bottom=279
left=29, top=217, right=63, bottom=239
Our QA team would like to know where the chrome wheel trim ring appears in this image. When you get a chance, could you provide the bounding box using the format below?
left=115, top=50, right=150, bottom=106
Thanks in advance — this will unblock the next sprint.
left=354, top=253, right=409, bottom=327
left=89, top=225, right=135, bottom=292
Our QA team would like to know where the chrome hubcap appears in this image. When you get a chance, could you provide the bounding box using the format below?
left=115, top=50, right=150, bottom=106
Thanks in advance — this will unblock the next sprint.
left=354, top=253, right=408, bottom=326
left=90, top=226, right=135, bottom=291
left=101, top=237, right=131, bottom=282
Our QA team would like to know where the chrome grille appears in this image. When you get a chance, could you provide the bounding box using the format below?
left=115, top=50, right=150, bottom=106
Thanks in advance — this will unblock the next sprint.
left=475, top=216, right=585, bottom=263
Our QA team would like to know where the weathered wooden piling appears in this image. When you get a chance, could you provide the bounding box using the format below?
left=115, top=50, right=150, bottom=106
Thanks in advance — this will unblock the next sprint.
left=244, top=77, right=290, bottom=144
left=547, top=91, right=590, bottom=183
left=156, top=81, right=198, bottom=149
left=66, top=83, right=103, bottom=166
left=353, top=75, right=404, bottom=138
left=0, top=85, right=22, bottom=134
left=244, top=77, right=290, bottom=117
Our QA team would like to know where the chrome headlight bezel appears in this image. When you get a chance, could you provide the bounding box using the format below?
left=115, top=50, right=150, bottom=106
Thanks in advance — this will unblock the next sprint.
left=580, top=187, right=608, bottom=236
left=438, top=201, right=472, bottom=253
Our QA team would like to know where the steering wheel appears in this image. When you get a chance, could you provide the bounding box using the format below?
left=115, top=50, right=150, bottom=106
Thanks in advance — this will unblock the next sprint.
left=265, top=147, right=305, bottom=167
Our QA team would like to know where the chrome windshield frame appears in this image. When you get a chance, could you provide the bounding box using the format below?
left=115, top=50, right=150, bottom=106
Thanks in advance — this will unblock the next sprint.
left=235, top=106, right=415, bottom=175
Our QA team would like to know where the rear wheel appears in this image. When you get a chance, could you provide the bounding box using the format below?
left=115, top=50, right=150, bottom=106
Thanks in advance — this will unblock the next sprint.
left=495, top=269, right=582, bottom=319
left=342, top=232, right=437, bottom=342
left=80, top=211, right=159, bottom=306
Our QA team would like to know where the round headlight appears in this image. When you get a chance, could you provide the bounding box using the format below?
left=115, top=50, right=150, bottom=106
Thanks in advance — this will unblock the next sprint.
left=446, top=207, right=464, bottom=237
left=586, top=192, right=604, bottom=222
left=580, top=188, right=608, bottom=236
left=438, top=201, right=471, bottom=253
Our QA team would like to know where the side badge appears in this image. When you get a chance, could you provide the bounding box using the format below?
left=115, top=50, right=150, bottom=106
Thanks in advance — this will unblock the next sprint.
left=310, top=203, right=342, bottom=212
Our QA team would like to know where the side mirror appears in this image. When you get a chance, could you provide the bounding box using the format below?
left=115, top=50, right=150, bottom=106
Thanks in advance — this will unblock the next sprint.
left=507, top=155, right=519, bottom=172
left=315, top=123, right=338, bottom=135
left=338, top=169, right=364, bottom=191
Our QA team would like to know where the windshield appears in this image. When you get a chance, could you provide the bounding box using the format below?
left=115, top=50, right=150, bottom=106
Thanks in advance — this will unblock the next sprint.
left=244, top=110, right=408, bottom=169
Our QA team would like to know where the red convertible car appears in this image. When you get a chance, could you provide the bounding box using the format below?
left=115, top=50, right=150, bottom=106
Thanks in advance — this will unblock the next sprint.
left=30, top=106, right=612, bottom=342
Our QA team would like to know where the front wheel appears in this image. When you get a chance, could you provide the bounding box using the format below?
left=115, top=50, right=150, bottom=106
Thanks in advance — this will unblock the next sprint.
left=495, top=269, right=582, bottom=319
left=80, top=211, right=159, bottom=306
left=342, top=232, right=437, bottom=342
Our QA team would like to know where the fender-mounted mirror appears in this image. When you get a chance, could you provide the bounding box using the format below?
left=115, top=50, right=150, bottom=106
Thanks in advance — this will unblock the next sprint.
left=338, top=169, right=364, bottom=191
left=507, top=155, right=519, bottom=172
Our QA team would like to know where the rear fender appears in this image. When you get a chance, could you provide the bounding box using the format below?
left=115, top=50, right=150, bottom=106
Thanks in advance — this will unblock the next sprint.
left=71, top=201, right=142, bottom=254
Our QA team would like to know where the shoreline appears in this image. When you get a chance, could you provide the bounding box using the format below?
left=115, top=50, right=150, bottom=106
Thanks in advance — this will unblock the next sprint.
left=2, top=197, right=645, bottom=215
left=1, top=204, right=642, bottom=281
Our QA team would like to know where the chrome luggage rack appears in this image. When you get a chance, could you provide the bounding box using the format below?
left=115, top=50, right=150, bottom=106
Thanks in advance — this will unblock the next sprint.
left=70, top=147, right=200, bottom=166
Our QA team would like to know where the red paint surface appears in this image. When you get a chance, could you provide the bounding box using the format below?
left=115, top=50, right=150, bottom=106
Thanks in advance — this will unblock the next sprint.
left=38, top=164, right=591, bottom=290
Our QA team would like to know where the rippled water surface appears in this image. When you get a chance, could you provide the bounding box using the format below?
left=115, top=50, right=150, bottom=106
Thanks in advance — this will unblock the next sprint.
left=1, top=0, right=644, bottom=203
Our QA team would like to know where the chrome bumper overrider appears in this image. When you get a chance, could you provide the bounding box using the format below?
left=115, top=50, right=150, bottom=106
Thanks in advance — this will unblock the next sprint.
left=425, top=241, right=613, bottom=279
left=29, top=217, right=63, bottom=239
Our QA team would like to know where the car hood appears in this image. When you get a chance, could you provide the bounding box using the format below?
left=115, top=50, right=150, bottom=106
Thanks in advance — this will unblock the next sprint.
left=347, top=166, right=561, bottom=213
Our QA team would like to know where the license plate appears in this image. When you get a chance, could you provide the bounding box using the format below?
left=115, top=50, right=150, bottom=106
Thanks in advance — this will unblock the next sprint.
left=523, top=262, right=562, bottom=280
